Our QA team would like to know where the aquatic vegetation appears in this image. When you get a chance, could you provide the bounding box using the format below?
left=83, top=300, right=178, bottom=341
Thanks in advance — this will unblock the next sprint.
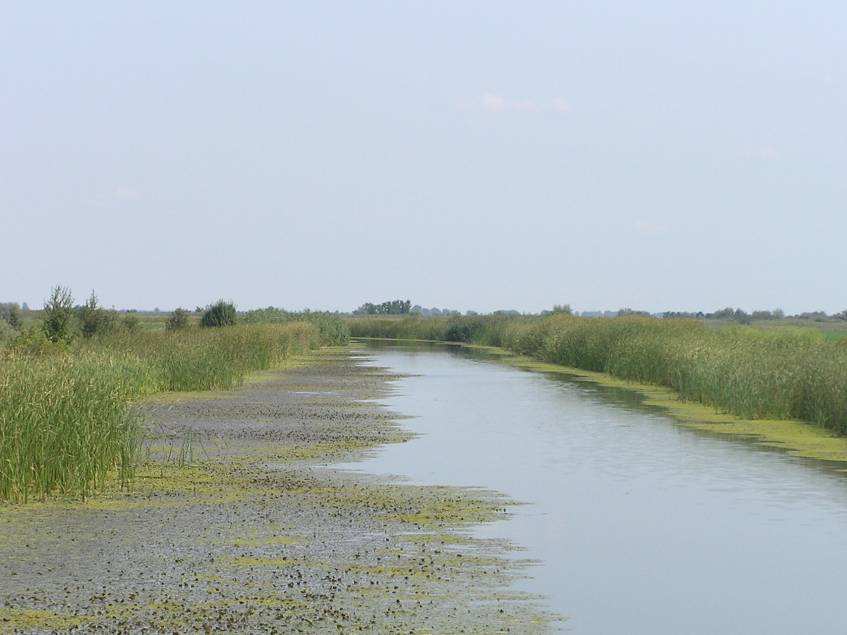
left=0, top=323, right=328, bottom=502
left=0, top=353, right=142, bottom=502
left=349, top=315, right=847, bottom=435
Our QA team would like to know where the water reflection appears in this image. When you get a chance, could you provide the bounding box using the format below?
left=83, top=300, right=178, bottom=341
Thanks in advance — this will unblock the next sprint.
left=338, top=343, right=847, bottom=633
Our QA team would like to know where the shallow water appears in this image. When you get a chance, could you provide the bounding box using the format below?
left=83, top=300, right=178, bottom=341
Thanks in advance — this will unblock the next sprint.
left=338, top=343, right=847, bottom=634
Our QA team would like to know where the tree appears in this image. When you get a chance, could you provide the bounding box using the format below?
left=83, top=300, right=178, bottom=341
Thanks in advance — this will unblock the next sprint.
left=201, top=300, right=237, bottom=328
left=353, top=299, right=412, bottom=315
left=0, top=303, right=21, bottom=330
left=43, top=285, right=76, bottom=342
left=78, top=291, right=117, bottom=338
left=166, top=308, right=190, bottom=331
left=617, top=308, right=651, bottom=317
left=551, top=304, right=572, bottom=315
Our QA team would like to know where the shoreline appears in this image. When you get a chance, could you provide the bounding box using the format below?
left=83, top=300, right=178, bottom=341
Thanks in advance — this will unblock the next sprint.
left=354, top=337, right=847, bottom=469
left=0, top=346, right=555, bottom=632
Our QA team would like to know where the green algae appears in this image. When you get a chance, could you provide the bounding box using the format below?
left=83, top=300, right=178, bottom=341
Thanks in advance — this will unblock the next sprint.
left=0, top=608, right=90, bottom=632
left=0, top=345, right=557, bottom=633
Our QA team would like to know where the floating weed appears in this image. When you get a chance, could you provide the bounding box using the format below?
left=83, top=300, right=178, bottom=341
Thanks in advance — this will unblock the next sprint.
left=0, top=607, right=90, bottom=631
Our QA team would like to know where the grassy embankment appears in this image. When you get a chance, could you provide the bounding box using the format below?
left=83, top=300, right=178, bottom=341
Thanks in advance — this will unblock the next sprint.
left=349, top=315, right=847, bottom=437
left=0, top=320, right=348, bottom=503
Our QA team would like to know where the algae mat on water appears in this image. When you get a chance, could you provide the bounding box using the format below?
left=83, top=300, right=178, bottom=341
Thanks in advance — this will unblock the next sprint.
left=0, top=348, right=557, bottom=633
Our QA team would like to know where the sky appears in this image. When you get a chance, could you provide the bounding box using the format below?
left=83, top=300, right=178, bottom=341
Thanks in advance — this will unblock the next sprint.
left=2, top=2, right=845, bottom=314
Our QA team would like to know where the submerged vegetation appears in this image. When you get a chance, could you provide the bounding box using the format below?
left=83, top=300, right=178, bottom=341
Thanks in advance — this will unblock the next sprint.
left=0, top=290, right=350, bottom=503
left=349, top=314, right=847, bottom=436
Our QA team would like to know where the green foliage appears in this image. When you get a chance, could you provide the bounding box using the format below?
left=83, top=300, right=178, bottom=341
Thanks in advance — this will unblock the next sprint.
left=79, top=291, right=118, bottom=338
left=241, top=306, right=290, bottom=323
left=42, top=285, right=76, bottom=343
left=349, top=314, right=847, bottom=436
left=295, top=312, right=349, bottom=346
left=0, top=352, right=141, bottom=502
left=121, top=312, right=141, bottom=332
left=0, top=319, right=16, bottom=346
left=8, top=326, right=68, bottom=356
left=201, top=300, right=237, bottom=328
left=242, top=307, right=349, bottom=346
left=0, top=303, right=21, bottom=330
left=166, top=308, right=190, bottom=331
left=354, top=299, right=412, bottom=315
left=0, top=322, right=327, bottom=502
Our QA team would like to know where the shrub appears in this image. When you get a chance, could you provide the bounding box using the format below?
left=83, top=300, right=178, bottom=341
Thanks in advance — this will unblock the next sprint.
left=444, top=322, right=472, bottom=343
left=166, top=308, right=190, bottom=331
left=42, top=285, right=76, bottom=343
left=0, top=303, right=21, bottom=330
left=201, top=300, right=237, bottom=328
left=79, top=291, right=118, bottom=338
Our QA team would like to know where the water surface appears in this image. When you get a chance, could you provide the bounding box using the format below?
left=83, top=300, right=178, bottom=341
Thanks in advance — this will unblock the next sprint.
left=339, top=343, right=847, bottom=634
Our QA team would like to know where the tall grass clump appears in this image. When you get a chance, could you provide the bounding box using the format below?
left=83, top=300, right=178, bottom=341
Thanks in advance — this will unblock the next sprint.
left=0, top=322, right=326, bottom=502
left=88, top=322, right=322, bottom=393
left=242, top=308, right=350, bottom=346
left=348, top=314, right=847, bottom=435
left=0, top=352, right=144, bottom=502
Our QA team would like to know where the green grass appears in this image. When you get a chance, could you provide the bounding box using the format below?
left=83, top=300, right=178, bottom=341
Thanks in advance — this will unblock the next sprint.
left=349, top=315, right=847, bottom=436
left=0, top=321, right=348, bottom=503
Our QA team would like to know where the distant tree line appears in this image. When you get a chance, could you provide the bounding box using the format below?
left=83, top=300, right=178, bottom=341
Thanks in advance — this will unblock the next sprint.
left=353, top=299, right=412, bottom=315
left=411, top=305, right=462, bottom=317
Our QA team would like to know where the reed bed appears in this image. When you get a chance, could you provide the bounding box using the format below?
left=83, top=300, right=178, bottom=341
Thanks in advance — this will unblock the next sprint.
left=0, top=322, right=334, bottom=502
left=349, top=315, right=847, bottom=435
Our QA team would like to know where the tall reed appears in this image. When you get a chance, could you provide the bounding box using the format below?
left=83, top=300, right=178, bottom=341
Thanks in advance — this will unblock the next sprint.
left=0, top=322, right=327, bottom=502
left=349, top=315, right=847, bottom=435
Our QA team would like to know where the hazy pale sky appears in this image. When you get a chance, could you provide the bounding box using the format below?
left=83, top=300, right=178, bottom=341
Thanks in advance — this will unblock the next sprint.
left=2, top=2, right=844, bottom=313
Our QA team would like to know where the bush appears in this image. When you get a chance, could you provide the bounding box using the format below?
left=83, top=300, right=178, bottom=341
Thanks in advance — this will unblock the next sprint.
left=166, top=308, right=190, bottom=331
left=79, top=291, right=118, bottom=338
left=444, top=322, right=472, bottom=343
left=42, top=285, right=76, bottom=343
left=0, top=303, right=21, bottom=330
left=201, top=301, right=237, bottom=328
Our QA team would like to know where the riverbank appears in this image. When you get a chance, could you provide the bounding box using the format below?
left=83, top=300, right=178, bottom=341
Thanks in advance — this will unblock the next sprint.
left=344, top=341, right=847, bottom=633
left=0, top=347, right=554, bottom=632
left=348, top=314, right=847, bottom=436
left=356, top=337, right=847, bottom=469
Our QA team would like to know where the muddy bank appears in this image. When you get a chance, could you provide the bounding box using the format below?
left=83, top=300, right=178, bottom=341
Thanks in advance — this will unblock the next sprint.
left=0, top=348, right=554, bottom=632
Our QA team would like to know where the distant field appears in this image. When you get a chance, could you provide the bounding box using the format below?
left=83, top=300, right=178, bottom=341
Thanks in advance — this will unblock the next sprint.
left=746, top=319, right=847, bottom=341
left=18, top=310, right=197, bottom=332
